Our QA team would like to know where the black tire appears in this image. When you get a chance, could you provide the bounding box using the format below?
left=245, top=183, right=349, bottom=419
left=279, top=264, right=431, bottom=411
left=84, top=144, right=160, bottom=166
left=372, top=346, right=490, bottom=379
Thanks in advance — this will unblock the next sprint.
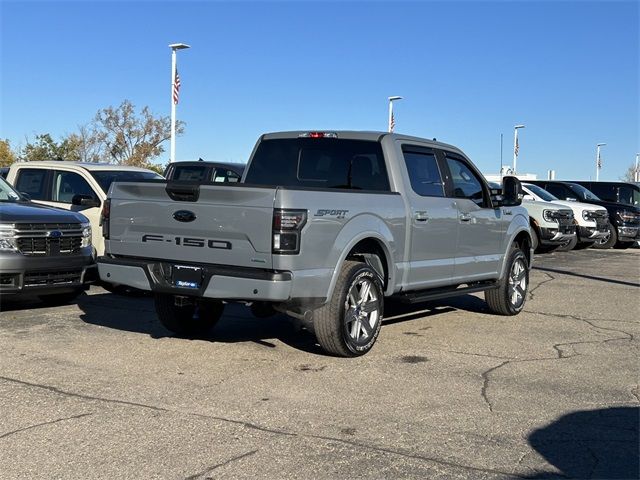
left=614, top=241, right=635, bottom=249
left=313, top=260, right=384, bottom=357
left=592, top=222, right=617, bottom=249
left=154, top=294, right=224, bottom=336
left=485, top=245, right=529, bottom=315
left=39, top=288, right=84, bottom=306
left=555, top=235, right=578, bottom=252
left=530, top=226, right=540, bottom=252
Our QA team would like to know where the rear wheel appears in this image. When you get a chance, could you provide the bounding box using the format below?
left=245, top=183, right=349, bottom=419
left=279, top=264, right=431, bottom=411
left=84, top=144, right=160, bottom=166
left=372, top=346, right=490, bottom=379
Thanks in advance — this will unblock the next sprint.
left=485, top=245, right=528, bottom=315
left=314, top=261, right=383, bottom=357
left=530, top=226, right=540, bottom=252
left=154, top=294, right=224, bottom=336
left=592, top=222, right=617, bottom=249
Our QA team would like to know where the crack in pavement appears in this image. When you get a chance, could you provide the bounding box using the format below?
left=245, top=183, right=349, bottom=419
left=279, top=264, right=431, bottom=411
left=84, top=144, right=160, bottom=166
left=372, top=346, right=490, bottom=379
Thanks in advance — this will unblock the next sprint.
left=481, top=361, right=511, bottom=413
left=479, top=310, right=637, bottom=413
left=0, top=375, right=528, bottom=479
left=528, top=272, right=556, bottom=301
left=183, top=450, right=258, bottom=480
left=0, top=412, right=93, bottom=440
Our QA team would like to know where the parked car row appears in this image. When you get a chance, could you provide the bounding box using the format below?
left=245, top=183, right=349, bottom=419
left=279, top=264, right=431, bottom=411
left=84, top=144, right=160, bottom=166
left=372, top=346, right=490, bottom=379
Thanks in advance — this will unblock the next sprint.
left=1, top=142, right=638, bottom=357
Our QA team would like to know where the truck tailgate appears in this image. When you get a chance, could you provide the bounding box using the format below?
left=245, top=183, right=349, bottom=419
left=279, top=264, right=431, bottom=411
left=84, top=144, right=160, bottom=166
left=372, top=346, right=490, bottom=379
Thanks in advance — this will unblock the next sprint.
left=106, top=182, right=276, bottom=269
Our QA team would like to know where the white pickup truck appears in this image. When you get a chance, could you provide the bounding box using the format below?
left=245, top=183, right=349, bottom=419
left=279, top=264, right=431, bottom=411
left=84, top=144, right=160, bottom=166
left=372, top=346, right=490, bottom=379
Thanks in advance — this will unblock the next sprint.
left=98, top=131, right=532, bottom=356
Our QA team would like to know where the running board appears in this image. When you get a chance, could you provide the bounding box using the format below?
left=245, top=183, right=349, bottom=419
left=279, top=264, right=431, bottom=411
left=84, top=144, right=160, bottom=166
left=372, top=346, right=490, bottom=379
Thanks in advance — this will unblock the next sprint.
left=396, top=281, right=499, bottom=304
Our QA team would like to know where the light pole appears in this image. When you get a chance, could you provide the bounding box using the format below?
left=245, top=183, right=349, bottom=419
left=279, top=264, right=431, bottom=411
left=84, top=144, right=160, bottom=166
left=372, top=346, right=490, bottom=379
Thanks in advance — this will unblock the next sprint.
left=388, top=96, right=402, bottom=132
left=169, top=43, right=190, bottom=163
left=635, top=153, right=639, bottom=182
left=512, top=124, right=525, bottom=174
left=595, top=143, right=606, bottom=181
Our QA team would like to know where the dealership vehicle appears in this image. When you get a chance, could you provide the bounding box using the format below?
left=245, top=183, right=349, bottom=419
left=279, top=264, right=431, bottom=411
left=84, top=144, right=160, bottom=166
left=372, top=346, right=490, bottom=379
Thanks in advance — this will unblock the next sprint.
left=527, top=180, right=640, bottom=249
left=569, top=181, right=639, bottom=208
left=0, top=167, right=8, bottom=179
left=6, top=162, right=163, bottom=256
left=522, top=183, right=607, bottom=250
left=98, top=131, right=531, bottom=356
left=164, top=160, right=244, bottom=183
left=0, top=176, right=96, bottom=303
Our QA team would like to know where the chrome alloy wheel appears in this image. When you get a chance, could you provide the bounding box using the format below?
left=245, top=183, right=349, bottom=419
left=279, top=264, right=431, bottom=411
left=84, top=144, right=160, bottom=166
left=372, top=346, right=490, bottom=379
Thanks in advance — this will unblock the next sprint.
left=508, top=258, right=527, bottom=309
left=596, top=228, right=611, bottom=245
left=344, top=276, right=380, bottom=345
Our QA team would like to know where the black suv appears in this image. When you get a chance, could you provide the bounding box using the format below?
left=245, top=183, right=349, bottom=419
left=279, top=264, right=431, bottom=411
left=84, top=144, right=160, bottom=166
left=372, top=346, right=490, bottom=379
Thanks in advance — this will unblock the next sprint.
left=568, top=181, right=639, bottom=208
left=527, top=180, right=640, bottom=249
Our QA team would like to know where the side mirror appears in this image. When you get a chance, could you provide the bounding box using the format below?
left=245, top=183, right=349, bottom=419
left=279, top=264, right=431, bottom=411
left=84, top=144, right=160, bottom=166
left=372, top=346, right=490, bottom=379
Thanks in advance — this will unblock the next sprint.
left=72, top=194, right=101, bottom=208
left=502, top=176, right=523, bottom=207
left=19, top=192, right=31, bottom=201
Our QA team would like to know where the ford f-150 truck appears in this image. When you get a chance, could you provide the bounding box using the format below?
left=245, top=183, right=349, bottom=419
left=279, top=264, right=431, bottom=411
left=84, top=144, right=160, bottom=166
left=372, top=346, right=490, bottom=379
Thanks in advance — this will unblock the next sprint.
left=98, top=131, right=531, bottom=356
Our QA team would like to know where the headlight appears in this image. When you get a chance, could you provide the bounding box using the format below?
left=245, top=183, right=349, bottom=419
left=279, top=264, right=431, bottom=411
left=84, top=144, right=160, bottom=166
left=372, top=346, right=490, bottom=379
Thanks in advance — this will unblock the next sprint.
left=0, top=224, right=18, bottom=251
left=542, top=209, right=556, bottom=222
left=582, top=210, right=593, bottom=221
left=80, top=222, right=92, bottom=248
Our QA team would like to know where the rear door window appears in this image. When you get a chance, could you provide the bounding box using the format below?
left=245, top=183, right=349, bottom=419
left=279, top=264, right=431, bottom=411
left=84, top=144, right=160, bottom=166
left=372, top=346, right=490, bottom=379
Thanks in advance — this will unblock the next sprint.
left=15, top=169, right=49, bottom=200
left=244, top=138, right=390, bottom=191
left=402, top=147, right=444, bottom=197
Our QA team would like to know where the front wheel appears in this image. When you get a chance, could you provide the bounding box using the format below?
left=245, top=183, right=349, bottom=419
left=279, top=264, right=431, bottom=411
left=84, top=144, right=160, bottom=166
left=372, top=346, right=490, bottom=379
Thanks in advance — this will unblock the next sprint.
left=555, top=235, right=578, bottom=252
left=592, top=222, right=617, bottom=249
left=485, top=245, right=529, bottom=315
left=314, top=261, right=384, bottom=357
left=154, top=294, right=224, bottom=336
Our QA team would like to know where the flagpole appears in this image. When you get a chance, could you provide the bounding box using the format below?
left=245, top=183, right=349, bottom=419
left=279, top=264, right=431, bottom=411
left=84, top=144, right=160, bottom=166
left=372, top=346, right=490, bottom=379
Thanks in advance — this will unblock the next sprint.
left=595, top=143, right=606, bottom=181
left=170, top=48, right=177, bottom=163
left=513, top=124, right=525, bottom=174
left=168, top=43, right=190, bottom=163
left=388, top=96, right=402, bottom=132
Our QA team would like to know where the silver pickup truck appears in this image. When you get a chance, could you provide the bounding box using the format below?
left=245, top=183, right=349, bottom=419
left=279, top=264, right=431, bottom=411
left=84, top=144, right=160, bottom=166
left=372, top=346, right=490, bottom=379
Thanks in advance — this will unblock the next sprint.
left=98, top=131, right=531, bottom=356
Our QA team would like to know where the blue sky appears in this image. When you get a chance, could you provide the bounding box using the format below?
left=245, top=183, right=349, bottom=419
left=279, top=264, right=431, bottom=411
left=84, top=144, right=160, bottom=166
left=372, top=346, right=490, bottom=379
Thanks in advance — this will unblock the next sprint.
left=1, top=1, right=638, bottom=180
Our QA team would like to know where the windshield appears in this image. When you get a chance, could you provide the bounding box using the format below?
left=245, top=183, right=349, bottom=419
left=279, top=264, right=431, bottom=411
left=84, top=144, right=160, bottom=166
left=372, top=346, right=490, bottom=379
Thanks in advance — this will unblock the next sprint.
left=0, top=176, right=22, bottom=202
left=567, top=183, right=601, bottom=201
left=90, top=170, right=163, bottom=194
left=524, top=183, right=559, bottom=202
left=618, top=186, right=640, bottom=206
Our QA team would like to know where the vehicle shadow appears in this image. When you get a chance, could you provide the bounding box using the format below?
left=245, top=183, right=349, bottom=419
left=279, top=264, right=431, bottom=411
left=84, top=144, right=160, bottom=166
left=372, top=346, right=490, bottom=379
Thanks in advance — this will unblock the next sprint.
left=77, top=292, right=489, bottom=356
left=0, top=292, right=88, bottom=312
left=524, top=406, right=639, bottom=479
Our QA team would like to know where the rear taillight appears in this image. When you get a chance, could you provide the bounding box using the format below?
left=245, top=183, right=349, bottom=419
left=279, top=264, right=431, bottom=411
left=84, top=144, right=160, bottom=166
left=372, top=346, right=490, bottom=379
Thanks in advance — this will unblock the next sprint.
left=100, top=199, right=111, bottom=239
left=272, top=209, right=307, bottom=254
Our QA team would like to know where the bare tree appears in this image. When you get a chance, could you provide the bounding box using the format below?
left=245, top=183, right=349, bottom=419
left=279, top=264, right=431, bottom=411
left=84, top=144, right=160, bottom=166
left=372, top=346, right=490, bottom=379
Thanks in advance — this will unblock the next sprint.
left=622, top=163, right=639, bottom=182
left=93, top=100, right=184, bottom=167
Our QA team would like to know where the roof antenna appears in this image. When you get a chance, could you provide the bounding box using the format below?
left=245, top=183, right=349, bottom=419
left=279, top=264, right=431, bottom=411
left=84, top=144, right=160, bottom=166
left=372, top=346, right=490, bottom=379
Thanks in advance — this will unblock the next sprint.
left=198, top=157, right=204, bottom=162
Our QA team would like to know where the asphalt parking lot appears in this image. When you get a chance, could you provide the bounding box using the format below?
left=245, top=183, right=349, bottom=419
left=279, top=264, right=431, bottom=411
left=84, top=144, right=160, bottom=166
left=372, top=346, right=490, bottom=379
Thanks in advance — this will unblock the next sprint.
left=0, top=248, right=638, bottom=479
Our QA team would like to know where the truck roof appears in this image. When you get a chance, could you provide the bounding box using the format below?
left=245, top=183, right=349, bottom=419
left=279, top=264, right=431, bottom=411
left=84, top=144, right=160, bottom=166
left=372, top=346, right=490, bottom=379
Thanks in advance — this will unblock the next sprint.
left=10, top=161, right=157, bottom=173
left=261, top=131, right=464, bottom=154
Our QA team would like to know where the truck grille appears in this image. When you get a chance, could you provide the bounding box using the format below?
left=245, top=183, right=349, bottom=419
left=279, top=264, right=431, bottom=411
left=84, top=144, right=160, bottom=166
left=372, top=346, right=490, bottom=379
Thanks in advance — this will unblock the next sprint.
left=23, top=269, right=83, bottom=287
left=14, top=223, right=84, bottom=256
left=557, top=213, right=576, bottom=234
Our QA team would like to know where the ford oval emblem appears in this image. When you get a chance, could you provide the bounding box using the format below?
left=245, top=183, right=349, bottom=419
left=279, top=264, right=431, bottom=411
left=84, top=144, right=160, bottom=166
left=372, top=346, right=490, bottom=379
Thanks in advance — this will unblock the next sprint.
left=173, top=210, right=196, bottom=222
left=47, top=230, right=63, bottom=238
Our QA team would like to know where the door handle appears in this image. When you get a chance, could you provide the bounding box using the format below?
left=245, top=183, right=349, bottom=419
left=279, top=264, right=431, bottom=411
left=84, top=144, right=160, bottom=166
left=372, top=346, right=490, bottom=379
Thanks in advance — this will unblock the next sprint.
left=459, top=213, right=472, bottom=222
left=414, top=211, right=429, bottom=222
left=503, top=209, right=513, bottom=215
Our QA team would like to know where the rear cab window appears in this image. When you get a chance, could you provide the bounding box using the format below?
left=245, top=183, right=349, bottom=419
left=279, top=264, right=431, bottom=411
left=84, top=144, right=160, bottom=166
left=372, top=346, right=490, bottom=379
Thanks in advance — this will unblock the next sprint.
left=169, top=165, right=209, bottom=182
left=244, top=138, right=391, bottom=191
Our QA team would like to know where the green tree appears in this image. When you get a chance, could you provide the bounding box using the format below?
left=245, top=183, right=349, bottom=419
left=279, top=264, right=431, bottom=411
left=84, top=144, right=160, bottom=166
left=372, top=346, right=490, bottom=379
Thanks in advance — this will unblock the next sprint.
left=21, top=133, right=61, bottom=161
left=93, top=100, right=183, bottom=167
left=0, top=139, right=17, bottom=167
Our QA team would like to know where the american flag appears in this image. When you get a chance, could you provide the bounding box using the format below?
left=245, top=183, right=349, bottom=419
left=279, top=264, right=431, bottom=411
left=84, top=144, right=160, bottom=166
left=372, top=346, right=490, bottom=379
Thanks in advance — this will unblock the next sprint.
left=514, top=135, right=519, bottom=157
left=597, top=150, right=602, bottom=169
left=173, top=70, right=181, bottom=105
left=390, top=111, right=395, bottom=132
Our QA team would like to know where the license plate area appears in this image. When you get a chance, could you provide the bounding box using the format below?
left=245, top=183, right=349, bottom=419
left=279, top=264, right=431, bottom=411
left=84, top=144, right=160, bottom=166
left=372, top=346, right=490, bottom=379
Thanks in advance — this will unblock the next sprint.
left=172, top=265, right=202, bottom=289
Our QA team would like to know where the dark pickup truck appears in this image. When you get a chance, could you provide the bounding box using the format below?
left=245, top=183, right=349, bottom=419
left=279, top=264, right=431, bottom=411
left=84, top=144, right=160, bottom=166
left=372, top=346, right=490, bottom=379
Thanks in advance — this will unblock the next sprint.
left=0, top=176, right=96, bottom=303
